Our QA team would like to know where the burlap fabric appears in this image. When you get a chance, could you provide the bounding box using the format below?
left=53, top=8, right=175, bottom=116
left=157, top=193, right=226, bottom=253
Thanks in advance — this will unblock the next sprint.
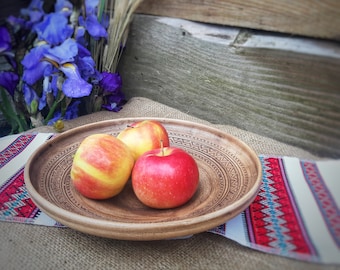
left=0, top=97, right=337, bottom=270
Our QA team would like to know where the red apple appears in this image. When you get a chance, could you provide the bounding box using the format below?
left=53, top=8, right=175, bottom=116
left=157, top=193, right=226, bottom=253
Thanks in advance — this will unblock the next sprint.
left=70, top=134, right=135, bottom=200
left=117, top=120, right=170, bottom=161
left=131, top=147, right=199, bottom=209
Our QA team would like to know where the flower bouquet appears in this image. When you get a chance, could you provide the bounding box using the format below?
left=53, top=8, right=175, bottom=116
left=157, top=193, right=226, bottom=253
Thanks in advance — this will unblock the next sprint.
left=0, top=0, right=142, bottom=135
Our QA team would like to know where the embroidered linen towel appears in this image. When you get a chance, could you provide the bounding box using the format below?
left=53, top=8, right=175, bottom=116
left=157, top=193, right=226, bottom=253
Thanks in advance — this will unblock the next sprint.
left=1, top=133, right=339, bottom=264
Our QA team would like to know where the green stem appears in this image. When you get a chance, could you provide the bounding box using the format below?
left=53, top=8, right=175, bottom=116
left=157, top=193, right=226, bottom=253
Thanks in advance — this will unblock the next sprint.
left=44, top=91, right=63, bottom=125
left=16, top=111, right=29, bottom=132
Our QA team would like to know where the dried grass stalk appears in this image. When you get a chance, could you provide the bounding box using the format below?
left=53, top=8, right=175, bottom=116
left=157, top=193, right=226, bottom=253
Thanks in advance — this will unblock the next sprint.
left=96, top=0, right=143, bottom=73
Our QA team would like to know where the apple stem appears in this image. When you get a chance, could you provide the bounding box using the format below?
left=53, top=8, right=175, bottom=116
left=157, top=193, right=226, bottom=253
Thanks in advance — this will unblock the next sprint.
left=127, top=125, right=134, bottom=128
left=160, top=139, right=164, bottom=156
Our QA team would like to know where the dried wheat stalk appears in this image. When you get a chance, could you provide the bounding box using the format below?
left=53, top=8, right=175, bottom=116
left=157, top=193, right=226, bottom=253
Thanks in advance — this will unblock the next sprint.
left=96, top=0, right=143, bottom=73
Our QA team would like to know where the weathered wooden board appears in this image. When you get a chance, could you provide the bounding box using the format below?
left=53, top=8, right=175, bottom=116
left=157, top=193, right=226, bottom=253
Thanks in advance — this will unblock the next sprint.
left=136, top=0, right=340, bottom=41
left=118, top=15, right=340, bottom=158
left=1, top=0, right=340, bottom=40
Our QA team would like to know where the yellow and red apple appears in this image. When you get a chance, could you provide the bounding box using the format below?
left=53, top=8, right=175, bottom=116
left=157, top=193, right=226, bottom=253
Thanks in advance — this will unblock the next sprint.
left=131, top=147, right=200, bottom=209
left=70, top=134, right=134, bottom=200
left=117, top=120, right=170, bottom=161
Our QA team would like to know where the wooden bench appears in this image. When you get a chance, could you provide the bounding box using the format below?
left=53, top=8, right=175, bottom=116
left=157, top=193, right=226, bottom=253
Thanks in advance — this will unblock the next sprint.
left=117, top=1, right=340, bottom=158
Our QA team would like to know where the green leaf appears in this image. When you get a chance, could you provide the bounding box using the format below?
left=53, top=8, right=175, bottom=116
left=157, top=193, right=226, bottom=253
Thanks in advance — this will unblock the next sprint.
left=0, top=88, right=29, bottom=133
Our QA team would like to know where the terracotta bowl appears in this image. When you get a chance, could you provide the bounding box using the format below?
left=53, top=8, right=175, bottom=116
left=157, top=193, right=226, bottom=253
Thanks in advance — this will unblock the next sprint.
left=24, top=118, right=262, bottom=240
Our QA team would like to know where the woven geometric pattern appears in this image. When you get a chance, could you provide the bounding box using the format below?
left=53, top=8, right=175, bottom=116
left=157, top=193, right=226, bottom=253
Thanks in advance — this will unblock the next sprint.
left=246, top=157, right=315, bottom=256
left=302, top=161, right=340, bottom=248
left=0, top=168, right=40, bottom=222
left=0, top=134, right=35, bottom=169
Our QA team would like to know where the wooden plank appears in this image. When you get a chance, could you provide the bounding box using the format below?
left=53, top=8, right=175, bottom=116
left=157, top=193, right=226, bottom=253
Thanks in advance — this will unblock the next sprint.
left=136, top=0, right=340, bottom=41
left=118, top=15, right=340, bottom=158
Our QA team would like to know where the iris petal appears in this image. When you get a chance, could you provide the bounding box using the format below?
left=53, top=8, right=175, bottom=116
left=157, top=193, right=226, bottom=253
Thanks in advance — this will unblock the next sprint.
left=21, top=44, right=54, bottom=85
left=22, top=43, right=50, bottom=69
left=99, top=72, right=122, bottom=93
left=23, top=83, right=39, bottom=106
left=64, top=100, right=81, bottom=119
left=55, top=0, right=73, bottom=16
left=60, top=63, right=92, bottom=97
left=102, top=91, right=125, bottom=112
left=44, top=38, right=78, bottom=64
left=0, top=71, right=19, bottom=96
left=47, top=111, right=62, bottom=125
left=77, top=43, right=91, bottom=57
left=22, top=60, right=52, bottom=85
left=75, top=26, right=86, bottom=44
left=34, top=13, right=73, bottom=45
left=77, top=56, right=95, bottom=80
left=47, top=100, right=80, bottom=126
left=0, top=26, right=11, bottom=53
left=85, top=0, right=99, bottom=15
left=39, top=90, right=47, bottom=110
left=84, top=14, right=107, bottom=39
left=20, top=0, right=44, bottom=24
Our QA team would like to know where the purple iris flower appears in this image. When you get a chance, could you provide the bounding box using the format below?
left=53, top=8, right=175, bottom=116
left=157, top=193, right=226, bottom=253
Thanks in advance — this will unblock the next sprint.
left=0, top=72, right=19, bottom=97
left=21, top=43, right=52, bottom=85
left=0, top=26, right=11, bottom=52
left=33, top=13, right=73, bottom=46
left=59, top=63, right=92, bottom=98
left=23, top=38, right=93, bottom=99
left=84, top=0, right=109, bottom=29
left=74, top=26, right=86, bottom=45
left=79, top=14, right=107, bottom=40
left=23, top=83, right=39, bottom=108
left=20, top=0, right=45, bottom=25
left=64, top=100, right=81, bottom=119
left=41, top=76, right=52, bottom=107
left=77, top=43, right=91, bottom=57
left=55, top=0, right=73, bottom=16
left=102, top=91, right=126, bottom=112
left=43, top=75, right=59, bottom=98
left=85, top=0, right=99, bottom=14
left=0, top=26, right=17, bottom=69
left=77, top=56, right=96, bottom=81
left=76, top=44, right=101, bottom=81
left=7, top=15, right=30, bottom=32
left=47, top=100, right=81, bottom=125
left=38, top=91, right=47, bottom=110
left=99, top=72, right=125, bottom=111
left=47, top=111, right=62, bottom=125
left=99, top=72, right=122, bottom=94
